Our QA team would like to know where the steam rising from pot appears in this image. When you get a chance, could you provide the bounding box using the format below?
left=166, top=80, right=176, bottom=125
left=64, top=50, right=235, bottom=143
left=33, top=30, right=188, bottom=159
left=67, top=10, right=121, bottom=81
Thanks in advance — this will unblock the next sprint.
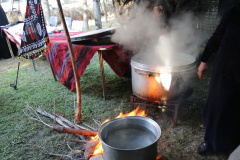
left=112, top=2, right=208, bottom=98
left=111, top=2, right=207, bottom=64
left=111, top=2, right=162, bottom=54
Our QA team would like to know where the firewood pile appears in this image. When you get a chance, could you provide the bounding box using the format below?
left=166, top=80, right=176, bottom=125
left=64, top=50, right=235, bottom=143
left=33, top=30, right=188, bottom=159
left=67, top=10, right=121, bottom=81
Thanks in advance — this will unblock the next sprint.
left=23, top=104, right=103, bottom=160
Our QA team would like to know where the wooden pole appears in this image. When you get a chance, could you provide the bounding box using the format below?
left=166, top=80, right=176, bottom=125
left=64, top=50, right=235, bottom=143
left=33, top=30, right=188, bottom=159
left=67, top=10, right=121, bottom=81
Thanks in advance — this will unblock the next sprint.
left=5, top=37, right=15, bottom=59
left=56, top=0, right=82, bottom=122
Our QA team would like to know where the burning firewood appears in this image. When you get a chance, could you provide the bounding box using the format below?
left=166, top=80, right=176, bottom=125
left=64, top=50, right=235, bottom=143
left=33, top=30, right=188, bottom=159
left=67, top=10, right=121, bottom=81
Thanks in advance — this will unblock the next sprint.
left=25, top=106, right=98, bottom=137
left=84, top=140, right=100, bottom=160
left=55, top=113, right=93, bottom=131
left=24, top=105, right=162, bottom=160
left=89, top=155, right=103, bottom=160
left=23, top=104, right=99, bottom=159
left=53, top=125, right=98, bottom=136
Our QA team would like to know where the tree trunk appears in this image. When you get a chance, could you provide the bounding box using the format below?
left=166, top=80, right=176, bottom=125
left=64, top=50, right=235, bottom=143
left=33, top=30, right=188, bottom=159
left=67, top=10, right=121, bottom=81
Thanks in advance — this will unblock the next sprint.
left=83, top=0, right=89, bottom=30
left=102, top=0, right=108, bottom=23
left=41, top=0, right=51, bottom=26
left=112, top=0, right=118, bottom=18
left=93, top=0, right=102, bottom=30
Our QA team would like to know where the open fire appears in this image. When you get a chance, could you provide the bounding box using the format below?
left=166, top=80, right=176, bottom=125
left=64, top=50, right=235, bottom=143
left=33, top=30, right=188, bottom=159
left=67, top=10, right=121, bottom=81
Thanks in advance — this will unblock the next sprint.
left=155, top=73, right=172, bottom=91
left=27, top=104, right=161, bottom=160
left=88, top=107, right=147, bottom=157
left=131, top=51, right=196, bottom=103
left=85, top=107, right=162, bottom=160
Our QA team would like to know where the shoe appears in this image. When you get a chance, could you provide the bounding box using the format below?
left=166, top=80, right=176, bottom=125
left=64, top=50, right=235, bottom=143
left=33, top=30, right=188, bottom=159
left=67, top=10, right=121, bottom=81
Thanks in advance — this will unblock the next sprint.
left=197, top=142, right=213, bottom=155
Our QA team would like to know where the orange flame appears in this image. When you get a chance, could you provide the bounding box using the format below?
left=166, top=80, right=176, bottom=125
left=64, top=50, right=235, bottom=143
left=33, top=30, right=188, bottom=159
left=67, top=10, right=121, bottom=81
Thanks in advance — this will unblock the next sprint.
left=155, top=73, right=172, bottom=91
left=92, top=138, right=103, bottom=155
left=156, top=154, right=162, bottom=160
left=116, top=106, right=147, bottom=118
left=101, top=118, right=110, bottom=124
left=91, top=106, right=147, bottom=156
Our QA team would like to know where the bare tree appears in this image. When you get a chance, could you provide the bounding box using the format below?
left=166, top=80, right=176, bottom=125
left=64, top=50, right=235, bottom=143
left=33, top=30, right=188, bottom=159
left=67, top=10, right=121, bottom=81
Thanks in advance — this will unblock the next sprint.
left=112, top=0, right=118, bottom=18
left=83, top=0, right=89, bottom=30
left=41, top=0, right=51, bottom=26
left=93, top=0, right=102, bottom=29
left=102, top=0, right=108, bottom=23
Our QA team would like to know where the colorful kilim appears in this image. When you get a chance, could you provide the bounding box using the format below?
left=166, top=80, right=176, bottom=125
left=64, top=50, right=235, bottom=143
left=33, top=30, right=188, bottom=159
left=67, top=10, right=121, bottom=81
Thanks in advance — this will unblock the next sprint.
left=19, top=0, right=49, bottom=59
left=1, top=22, right=23, bottom=46
left=45, top=32, right=132, bottom=91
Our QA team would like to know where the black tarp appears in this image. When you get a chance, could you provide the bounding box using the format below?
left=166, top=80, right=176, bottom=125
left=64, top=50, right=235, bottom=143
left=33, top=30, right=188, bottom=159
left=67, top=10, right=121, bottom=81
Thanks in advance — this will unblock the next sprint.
left=0, top=5, right=18, bottom=59
left=218, top=0, right=238, bottom=16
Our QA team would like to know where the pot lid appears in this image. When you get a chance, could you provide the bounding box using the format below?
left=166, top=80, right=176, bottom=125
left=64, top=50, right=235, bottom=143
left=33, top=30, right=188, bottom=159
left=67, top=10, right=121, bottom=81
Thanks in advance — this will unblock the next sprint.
left=131, top=52, right=196, bottom=73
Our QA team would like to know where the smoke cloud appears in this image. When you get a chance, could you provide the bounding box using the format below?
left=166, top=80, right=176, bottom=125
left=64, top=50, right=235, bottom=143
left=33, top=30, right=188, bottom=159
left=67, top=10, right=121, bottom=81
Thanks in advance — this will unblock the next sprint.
left=111, top=2, right=161, bottom=54
left=111, top=2, right=207, bottom=66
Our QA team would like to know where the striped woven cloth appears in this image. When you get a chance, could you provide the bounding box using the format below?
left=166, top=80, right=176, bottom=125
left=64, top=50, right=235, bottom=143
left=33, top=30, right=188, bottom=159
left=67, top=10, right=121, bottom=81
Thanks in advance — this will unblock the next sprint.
left=2, top=22, right=23, bottom=46
left=45, top=32, right=132, bottom=91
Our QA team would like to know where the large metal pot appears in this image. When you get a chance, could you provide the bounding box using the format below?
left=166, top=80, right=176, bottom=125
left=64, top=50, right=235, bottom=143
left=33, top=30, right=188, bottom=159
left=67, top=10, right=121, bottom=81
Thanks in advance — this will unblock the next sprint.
left=131, top=52, right=196, bottom=102
left=98, top=116, right=161, bottom=160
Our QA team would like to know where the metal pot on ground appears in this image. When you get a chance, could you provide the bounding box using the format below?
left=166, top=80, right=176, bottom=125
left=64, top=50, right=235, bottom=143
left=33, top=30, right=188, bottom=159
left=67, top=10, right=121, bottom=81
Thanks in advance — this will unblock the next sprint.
left=98, top=116, right=161, bottom=160
left=131, top=52, right=196, bottom=102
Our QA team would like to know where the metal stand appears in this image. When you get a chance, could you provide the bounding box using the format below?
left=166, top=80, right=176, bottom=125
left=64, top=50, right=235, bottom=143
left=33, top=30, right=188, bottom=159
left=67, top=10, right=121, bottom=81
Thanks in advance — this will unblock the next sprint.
left=31, top=59, right=36, bottom=71
left=130, top=95, right=180, bottom=126
left=10, top=61, right=20, bottom=90
left=6, top=36, right=38, bottom=72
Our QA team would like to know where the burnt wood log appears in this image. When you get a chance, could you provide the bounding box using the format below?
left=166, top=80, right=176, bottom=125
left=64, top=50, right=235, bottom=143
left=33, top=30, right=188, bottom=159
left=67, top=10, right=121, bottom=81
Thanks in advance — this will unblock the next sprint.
left=53, top=125, right=98, bottom=136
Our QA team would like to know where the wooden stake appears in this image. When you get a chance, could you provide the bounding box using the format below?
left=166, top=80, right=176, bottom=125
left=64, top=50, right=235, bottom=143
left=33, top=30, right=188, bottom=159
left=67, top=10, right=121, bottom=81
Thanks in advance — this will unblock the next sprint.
left=5, top=37, right=15, bottom=59
left=53, top=125, right=98, bottom=136
left=56, top=0, right=82, bottom=122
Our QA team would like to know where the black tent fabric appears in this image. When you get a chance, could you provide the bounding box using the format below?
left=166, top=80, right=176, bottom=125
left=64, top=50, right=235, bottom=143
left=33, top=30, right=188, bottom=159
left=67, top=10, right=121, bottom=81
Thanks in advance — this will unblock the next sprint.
left=218, top=0, right=238, bottom=16
left=0, top=5, right=8, bottom=25
left=0, top=5, right=18, bottom=59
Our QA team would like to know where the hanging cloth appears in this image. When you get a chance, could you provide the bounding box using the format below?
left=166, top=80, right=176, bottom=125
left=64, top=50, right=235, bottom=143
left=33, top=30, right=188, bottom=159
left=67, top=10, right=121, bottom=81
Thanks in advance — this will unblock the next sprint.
left=19, top=0, right=49, bottom=59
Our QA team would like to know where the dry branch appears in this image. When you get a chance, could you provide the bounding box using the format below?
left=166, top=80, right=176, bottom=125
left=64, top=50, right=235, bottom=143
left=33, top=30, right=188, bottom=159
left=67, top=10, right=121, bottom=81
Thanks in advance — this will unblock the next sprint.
left=67, top=139, right=88, bottom=143
left=53, top=125, right=98, bottom=136
left=55, top=114, right=75, bottom=127
left=55, top=114, right=91, bottom=131
left=23, top=104, right=53, bottom=128
left=82, top=122, right=98, bottom=131
left=93, top=119, right=101, bottom=127
left=84, top=140, right=99, bottom=160
left=24, top=105, right=94, bottom=159
left=36, top=107, right=69, bottom=128
left=46, top=153, right=73, bottom=159
left=36, top=107, right=91, bottom=132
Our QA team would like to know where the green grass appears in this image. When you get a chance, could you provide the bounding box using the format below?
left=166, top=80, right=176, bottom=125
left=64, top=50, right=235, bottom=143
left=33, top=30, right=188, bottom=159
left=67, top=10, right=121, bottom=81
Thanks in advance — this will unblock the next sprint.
left=0, top=53, right=230, bottom=160
left=0, top=19, right=230, bottom=159
left=0, top=53, right=133, bottom=160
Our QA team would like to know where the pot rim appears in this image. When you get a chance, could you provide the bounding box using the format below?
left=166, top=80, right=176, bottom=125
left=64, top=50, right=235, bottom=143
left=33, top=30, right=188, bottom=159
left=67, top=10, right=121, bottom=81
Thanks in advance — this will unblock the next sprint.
left=98, top=116, right=161, bottom=151
left=131, top=52, right=196, bottom=73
